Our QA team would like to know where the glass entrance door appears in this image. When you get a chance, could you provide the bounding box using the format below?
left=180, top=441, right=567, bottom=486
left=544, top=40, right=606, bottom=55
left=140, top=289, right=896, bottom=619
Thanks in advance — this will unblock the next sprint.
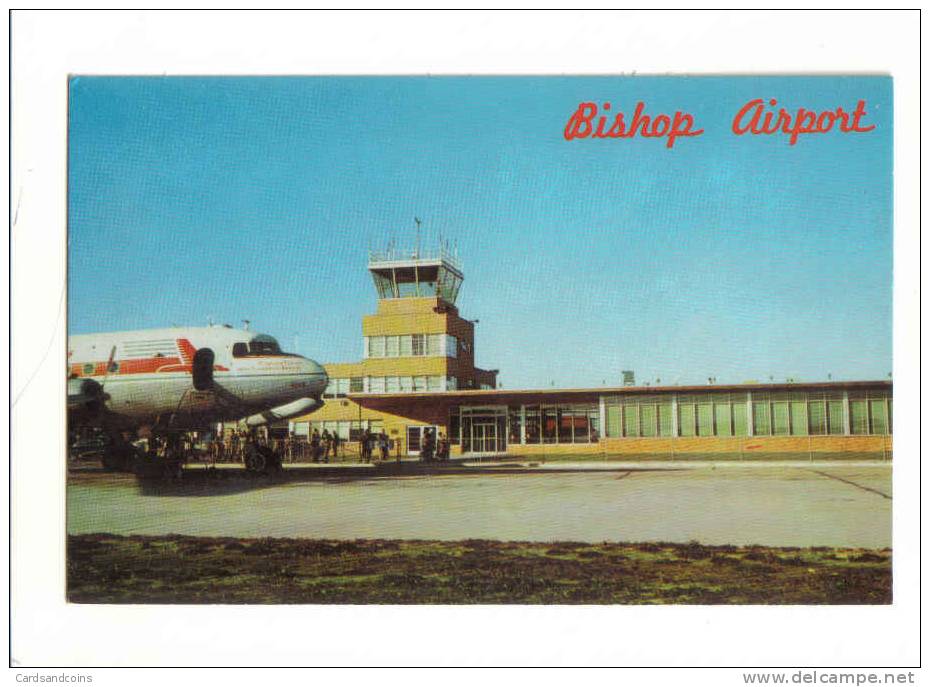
left=459, top=408, right=507, bottom=454
left=472, top=422, right=496, bottom=453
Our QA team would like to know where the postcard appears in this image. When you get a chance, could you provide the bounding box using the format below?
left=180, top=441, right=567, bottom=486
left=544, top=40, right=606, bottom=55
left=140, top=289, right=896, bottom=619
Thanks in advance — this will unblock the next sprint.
left=10, top=10, right=919, bottom=672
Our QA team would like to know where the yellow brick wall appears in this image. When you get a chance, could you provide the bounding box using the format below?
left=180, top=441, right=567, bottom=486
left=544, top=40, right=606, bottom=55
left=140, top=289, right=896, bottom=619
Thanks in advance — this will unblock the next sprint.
left=295, top=396, right=451, bottom=454
left=320, top=295, right=497, bottom=388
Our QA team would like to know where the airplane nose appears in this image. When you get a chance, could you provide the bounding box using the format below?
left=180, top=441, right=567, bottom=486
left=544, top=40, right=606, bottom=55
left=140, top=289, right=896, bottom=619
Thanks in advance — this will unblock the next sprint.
left=301, top=357, right=328, bottom=395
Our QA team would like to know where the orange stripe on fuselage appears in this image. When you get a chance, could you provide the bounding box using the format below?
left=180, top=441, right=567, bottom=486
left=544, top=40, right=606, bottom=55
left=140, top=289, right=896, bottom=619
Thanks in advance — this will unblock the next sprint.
left=69, top=356, right=229, bottom=377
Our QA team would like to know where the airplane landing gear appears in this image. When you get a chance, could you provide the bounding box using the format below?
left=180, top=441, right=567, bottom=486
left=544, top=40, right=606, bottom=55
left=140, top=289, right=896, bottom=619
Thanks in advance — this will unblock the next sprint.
left=243, top=442, right=281, bottom=474
left=98, top=433, right=143, bottom=472
left=133, top=432, right=187, bottom=480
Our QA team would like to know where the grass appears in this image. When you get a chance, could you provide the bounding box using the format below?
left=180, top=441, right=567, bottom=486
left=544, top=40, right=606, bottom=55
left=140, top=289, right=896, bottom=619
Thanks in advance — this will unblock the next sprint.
left=67, top=534, right=891, bottom=604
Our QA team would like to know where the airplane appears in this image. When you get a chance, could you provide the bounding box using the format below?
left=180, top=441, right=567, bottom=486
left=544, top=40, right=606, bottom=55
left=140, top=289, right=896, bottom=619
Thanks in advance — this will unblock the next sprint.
left=67, top=325, right=328, bottom=474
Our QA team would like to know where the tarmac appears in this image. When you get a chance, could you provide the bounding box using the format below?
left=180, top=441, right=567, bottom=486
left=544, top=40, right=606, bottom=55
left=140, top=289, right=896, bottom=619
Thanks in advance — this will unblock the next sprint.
left=66, top=459, right=891, bottom=548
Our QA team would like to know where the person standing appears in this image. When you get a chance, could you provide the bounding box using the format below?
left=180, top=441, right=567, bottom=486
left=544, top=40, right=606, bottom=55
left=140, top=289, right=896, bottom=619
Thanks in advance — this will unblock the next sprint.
left=310, top=428, right=321, bottom=463
left=332, top=430, right=341, bottom=460
left=321, top=429, right=332, bottom=462
left=360, top=428, right=371, bottom=463
left=379, top=431, right=389, bottom=462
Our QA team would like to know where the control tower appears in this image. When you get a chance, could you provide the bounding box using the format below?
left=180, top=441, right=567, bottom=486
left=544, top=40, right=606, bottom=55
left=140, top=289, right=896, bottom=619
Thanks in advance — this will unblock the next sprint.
left=354, top=238, right=495, bottom=392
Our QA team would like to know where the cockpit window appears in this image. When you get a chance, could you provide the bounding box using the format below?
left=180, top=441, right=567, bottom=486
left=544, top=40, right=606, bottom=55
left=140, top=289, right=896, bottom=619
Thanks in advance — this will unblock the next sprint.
left=249, top=335, right=281, bottom=355
left=232, top=336, right=287, bottom=357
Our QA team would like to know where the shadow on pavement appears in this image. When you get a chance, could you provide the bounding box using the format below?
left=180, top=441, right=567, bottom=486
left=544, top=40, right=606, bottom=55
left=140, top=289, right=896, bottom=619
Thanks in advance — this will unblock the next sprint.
left=132, top=461, right=686, bottom=497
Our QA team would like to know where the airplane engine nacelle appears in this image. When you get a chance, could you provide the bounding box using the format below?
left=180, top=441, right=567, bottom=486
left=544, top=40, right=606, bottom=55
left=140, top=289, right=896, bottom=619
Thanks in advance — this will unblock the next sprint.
left=192, top=348, right=214, bottom=391
left=243, top=397, right=324, bottom=427
left=67, top=377, right=106, bottom=414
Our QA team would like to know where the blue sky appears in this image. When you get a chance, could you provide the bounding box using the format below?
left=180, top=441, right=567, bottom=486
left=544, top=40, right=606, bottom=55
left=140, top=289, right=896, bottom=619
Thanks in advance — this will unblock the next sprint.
left=68, top=76, right=892, bottom=388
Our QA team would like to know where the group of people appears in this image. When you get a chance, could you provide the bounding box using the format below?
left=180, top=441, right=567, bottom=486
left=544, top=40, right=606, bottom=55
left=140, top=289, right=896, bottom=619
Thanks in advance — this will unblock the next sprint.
left=359, top=428, right=392, bottom=462
left=308, top=428, right=341, bottom=463
left=207, top=428, right=264, bottom=464
left=419, top=428, right=450, bottom=462
left=199, top=426, right=453, bottom=465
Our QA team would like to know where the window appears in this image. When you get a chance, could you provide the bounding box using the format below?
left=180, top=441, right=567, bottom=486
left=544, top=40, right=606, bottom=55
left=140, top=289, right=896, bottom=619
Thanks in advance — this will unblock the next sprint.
left=399, top=376, right=413, bottom=392
left=658, top=404, right=674, bottom=437
left=350, top=377, right=364, bottom=393
left=247, top=335, right=282, bottom=356
left=386, top=376, right=400, bottom=393
left=808, top=400, right=827, bottom=435
left=606, top=405, right=621, bottom=438
left=623, top=403, right=640, bottom=437
left=427, top=334, right=442, bottom=356
left=323, top=378, right=349, bottom=399
left=232, top=338, right=285, bottom=357
left=508, top=406, right=523, bottom=444
left=640, top=404, right=657, bottom=437
left=448, top=407, right=461, bottom=444
left=427, top=375, right=442, bottom=391
left=869, top=399, right=888, bottom=435
left=413, top=376, right=427, bottom=392
left=679, top=403, right=696, bottom=437
left=386, top=336, right=399, bottom=357
left=525, top=406, right=541, bottom=444
left=697, top=403, right=714, bottom=437
left=714, top=402, right=731, bottom=436
left=542, top=407, right=558, bottom=444
left=732, top=403, right=748, bottom=436
left=828, top=400, right=845, bottom=434
left=848, top=391, right=890, bottom=435
left=368, top=376, right=386, bottom=394
left=753, top=401, right=771, bottom=435
left=772, top=401, right=790, bottom=435
left=445, top=335, right=458, bottom=358
left=412, top=334, right=426, bottom=356
left=789, top=402, right=807, bottom=435
left=446, top=376, right=458, bottom=391
left=367, top=336, right=385, bottom=358
left=850, top=399, right=869, bottom=435
left=399, top=335, right=413, bottom=357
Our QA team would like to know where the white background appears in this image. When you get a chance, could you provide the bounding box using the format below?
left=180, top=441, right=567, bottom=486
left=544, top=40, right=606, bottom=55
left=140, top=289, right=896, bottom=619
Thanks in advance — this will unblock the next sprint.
left=7, top=8, right=922, bottom=677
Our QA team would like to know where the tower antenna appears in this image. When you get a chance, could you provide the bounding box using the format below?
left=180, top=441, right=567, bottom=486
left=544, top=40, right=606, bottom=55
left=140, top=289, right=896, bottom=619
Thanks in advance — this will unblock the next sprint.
left=414, top=217, right=422, bottom=258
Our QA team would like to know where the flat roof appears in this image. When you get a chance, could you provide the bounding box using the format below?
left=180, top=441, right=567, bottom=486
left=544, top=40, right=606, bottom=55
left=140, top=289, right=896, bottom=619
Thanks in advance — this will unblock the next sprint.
left=348, top=379, right=892, bottom=404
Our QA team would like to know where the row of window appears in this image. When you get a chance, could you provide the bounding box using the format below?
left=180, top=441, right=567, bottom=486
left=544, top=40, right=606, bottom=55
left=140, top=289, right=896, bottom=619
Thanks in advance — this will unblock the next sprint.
left=364, top=334, right=465, bottom=359
left=519, top=404, right=600, bottom=445
left=323, top=376, right=458, bottom=397
left=322, top=375, right=495, bottom=398
left=604, top=391, right=892, bottom=438
left=446, top=404, right=601, bottom=446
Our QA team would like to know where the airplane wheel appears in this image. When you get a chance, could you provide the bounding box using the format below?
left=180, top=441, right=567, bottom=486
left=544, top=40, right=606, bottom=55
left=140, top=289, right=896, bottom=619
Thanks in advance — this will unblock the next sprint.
left=245, top=447, right=267, bottom=473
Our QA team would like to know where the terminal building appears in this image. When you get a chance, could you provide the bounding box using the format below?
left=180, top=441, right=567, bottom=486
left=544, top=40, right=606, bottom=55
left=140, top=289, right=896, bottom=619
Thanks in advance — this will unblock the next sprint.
left=291, top=244, right=892, bottom=461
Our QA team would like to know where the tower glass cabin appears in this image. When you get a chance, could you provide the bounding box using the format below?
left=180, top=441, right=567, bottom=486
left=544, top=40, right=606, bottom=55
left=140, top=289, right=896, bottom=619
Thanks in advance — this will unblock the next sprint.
left=367, top=244, right=464, bottom=304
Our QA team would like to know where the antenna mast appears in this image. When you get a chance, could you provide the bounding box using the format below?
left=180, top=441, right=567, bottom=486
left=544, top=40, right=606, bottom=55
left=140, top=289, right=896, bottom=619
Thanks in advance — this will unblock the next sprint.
left=414, top=216, right=422, bottom=259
